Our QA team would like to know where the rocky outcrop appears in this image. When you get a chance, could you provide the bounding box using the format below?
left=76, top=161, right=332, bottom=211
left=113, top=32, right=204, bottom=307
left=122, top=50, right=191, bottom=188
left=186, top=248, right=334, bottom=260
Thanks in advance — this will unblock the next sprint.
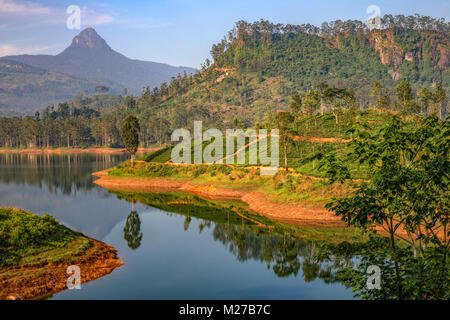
left=368, top=30, right=449, bottom=79
left=369, top=31, right=403, bottom=79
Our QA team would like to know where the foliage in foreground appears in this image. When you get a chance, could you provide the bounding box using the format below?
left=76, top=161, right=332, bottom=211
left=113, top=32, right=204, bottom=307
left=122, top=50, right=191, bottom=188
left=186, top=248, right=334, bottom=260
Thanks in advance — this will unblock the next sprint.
left=0, top=208, right=78, bottom=266
left=321, top=115, right=449, bottom=299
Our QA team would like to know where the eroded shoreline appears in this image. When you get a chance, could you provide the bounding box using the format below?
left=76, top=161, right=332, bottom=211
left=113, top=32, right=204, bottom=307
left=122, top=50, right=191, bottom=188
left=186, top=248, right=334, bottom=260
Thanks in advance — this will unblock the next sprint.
left=0, top=235, right=123, bottom=300
left=92, top=169, right=343, bottom=227
left=93, top=169, right=440, bottom=240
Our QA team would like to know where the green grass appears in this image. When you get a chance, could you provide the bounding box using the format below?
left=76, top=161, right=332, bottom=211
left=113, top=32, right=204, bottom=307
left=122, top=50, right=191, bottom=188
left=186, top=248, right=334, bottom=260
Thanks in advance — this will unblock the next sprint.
left=136, top=110, right=422, bottom=180
left=108, top=160, right=355, bottom=208
left=0, top=208, right=83, bottom=267
left=139, top=146, right=173, bottom=162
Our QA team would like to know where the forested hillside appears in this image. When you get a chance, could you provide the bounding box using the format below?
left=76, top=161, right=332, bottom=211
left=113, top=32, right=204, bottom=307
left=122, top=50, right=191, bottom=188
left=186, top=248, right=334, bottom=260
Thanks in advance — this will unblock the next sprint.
left=0, top=14, right=448, bottom=149
left=0, top=58, right=120, bottom=117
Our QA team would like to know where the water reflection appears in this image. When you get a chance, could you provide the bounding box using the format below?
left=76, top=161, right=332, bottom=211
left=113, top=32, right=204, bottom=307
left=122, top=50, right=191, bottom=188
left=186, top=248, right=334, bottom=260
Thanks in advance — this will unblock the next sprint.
left=114, top=191, right=350, bottom=284
left=0, top=153, right=356, bottom=299
left=0, top=153, right=127, bottom=194
left=117, top=191, right=447, bottom=300
left=0, top=153, right=130, bottom=240
left=124, top=201, right=143, bottom=250
left=1, top=153, right=444, bottom=299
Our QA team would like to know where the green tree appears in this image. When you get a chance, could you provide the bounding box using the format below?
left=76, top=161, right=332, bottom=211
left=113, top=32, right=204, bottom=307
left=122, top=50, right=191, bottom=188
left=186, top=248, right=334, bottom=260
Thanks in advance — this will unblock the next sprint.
left=370, top=82, right=382, bottom=108
left=289, top=93, right=302, bottom=118
left=395, top=79, right=414, bottom=113
left=302, top=89, right=320, bottom=115
left=371, top=82, right=390, bottom=110
left=275, top=111, right=294, bottom=171
left=433, top=82, right=447, bottom=120
left=121, top=115, right=140, bottom=167
left=417, top=87, right=433, bottom=115
left=325, top=116, right=449, bottom=299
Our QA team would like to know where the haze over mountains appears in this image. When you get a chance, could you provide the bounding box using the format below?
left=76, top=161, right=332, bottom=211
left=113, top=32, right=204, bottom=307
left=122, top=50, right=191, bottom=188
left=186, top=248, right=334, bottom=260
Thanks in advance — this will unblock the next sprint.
left=0, top=28, right=195, bottom=115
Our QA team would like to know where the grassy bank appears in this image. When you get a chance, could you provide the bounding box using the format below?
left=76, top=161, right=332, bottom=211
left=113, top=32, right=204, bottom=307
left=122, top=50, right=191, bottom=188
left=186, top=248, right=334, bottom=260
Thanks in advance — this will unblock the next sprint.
left=0, top=208, right=84, bottom=267
left=0, top=208, right=122, bottom=300
left=108, top=161, right=355, bottom=208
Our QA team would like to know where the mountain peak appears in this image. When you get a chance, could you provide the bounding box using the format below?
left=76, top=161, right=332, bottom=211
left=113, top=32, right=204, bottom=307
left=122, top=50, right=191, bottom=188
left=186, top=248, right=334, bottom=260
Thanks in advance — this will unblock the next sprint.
left=69, top=28, right=111, bottom=51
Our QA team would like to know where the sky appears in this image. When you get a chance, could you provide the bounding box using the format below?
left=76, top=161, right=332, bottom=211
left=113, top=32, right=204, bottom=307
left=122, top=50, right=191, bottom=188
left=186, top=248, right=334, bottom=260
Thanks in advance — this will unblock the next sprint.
left=0, top=0, right=449, bottom=68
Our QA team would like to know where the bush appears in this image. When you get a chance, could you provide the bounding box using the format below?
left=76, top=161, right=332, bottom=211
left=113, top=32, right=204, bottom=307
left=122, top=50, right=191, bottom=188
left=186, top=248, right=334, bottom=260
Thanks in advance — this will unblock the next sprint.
left=0, top=208, right=76, bottom=266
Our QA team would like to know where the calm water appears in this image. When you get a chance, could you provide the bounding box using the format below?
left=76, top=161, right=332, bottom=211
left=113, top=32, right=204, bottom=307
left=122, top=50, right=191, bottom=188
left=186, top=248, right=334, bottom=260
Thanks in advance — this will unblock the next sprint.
left=0, top=153, right=354, bottom=299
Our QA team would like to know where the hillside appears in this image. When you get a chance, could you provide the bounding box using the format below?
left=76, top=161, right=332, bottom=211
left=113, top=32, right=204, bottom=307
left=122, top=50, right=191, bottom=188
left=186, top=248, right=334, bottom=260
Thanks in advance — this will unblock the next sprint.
left=0, top=15, right=448, bottom=149
left=140, top=17, right=449, bottom=127
left=0, top=58, right=120, bottom=116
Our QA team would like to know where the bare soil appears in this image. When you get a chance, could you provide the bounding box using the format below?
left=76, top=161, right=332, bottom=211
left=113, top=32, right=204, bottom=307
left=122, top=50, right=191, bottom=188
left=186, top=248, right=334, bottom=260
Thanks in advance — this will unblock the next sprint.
left=93, top=171, right=445, bottom=241
left=93, top=170, right=342, bottom=224
left=0, top=238, right=123, bottom=300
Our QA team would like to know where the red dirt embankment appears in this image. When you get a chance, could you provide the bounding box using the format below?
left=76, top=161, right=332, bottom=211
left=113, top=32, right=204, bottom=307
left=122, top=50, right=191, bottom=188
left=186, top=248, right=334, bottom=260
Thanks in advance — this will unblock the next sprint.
left=0, top=239, right=123, bottom=300
left=93, top=170, right=446, bottom=240
left=0, top=147, right=158, bottom=155
left=92, top=170, right=343, bottom=227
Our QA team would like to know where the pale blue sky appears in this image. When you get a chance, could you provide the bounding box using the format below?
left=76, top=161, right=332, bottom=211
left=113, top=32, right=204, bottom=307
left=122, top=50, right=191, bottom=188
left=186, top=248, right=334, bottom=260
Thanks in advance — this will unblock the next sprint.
left=0, top=0, right=449, bottom=68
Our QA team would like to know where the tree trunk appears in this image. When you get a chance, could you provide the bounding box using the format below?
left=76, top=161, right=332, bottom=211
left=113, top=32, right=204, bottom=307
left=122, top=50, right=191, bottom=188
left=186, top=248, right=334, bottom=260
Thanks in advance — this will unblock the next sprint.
left=389, top=218, right=403, bottom=299
left=284, top=137, right=288, bottom=172
left=131, top=154, right=135, bottom=168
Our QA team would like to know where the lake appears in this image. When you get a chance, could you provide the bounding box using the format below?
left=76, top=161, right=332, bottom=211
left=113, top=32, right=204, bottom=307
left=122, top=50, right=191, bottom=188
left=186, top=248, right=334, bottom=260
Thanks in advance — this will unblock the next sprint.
left=0, top=153, right=354, bottom=299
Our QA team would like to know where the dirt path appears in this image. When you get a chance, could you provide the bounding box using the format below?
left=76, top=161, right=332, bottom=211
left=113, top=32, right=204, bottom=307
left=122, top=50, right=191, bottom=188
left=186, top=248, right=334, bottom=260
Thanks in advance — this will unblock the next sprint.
left=289, top=135, right=353, bottom=143
left=220, top=135, right=262, bottom=163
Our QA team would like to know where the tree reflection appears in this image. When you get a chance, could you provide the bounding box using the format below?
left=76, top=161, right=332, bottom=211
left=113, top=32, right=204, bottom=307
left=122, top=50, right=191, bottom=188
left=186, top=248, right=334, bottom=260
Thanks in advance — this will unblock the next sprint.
left=123, top=200, right=143, bottom=250
left=316, top=237, right=449, bottom=300
left=272, top=233, right=301, bottom=277
left=112, top=190, right=448, bottom=299
left=211, top=223, right=339, bottom=282
left=0, top=153, right=127, bottom=195
left=183, top=216, right=192, bottom=231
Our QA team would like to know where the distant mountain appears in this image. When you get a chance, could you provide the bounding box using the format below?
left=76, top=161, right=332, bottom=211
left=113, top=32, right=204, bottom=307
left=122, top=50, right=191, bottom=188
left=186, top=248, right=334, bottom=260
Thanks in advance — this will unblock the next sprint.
left=0, top=58, right=120, bottom=116
left=1, top=28, right=195, bottom=114
left=6, top=28, right=195, bottom=94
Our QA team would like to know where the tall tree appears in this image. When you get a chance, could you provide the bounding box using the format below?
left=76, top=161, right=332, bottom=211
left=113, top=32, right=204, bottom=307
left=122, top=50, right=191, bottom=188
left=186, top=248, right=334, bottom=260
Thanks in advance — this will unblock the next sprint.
left=289, top=93, right=302, bottom=118
left=121, top=115, right=140, bottom=167
left=433, top=83, right=447, bottom=120
left=395, top=79, right=414, bottom=113
left=275, top=111, right=294, bottom=171
left=324, top=116, right=449, bottom=299
left=418, top=87, right=433, bottom=115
